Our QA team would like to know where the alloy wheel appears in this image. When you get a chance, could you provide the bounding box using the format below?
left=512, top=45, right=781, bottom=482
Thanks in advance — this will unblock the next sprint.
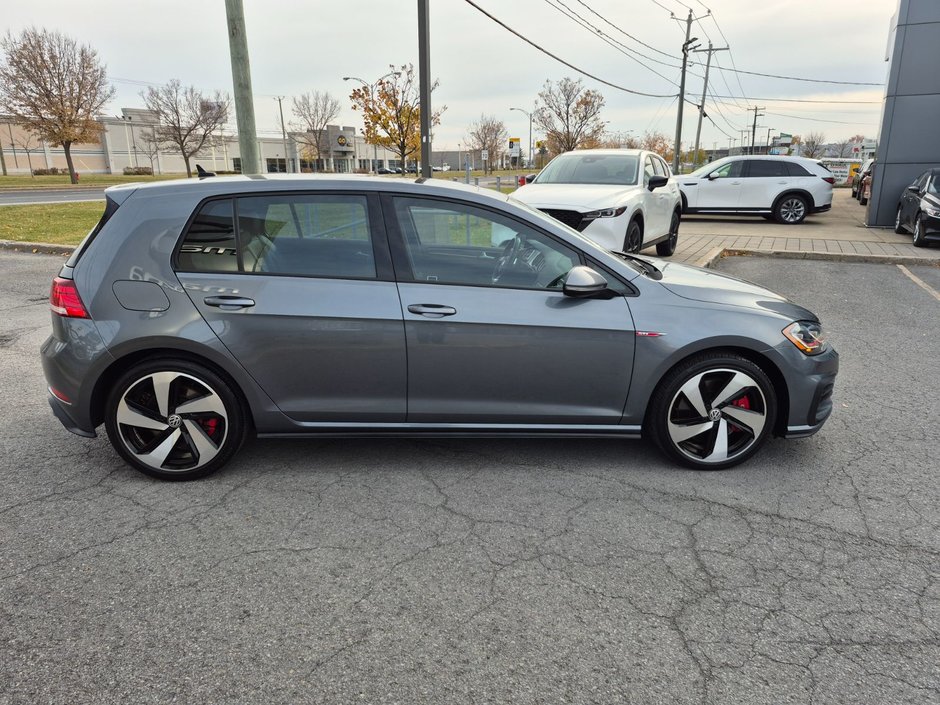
left=115, top=371, right=229, bottom=472
left=666, top=368, right=768, bottom=464
left=778, top=197, right=806, bottom=223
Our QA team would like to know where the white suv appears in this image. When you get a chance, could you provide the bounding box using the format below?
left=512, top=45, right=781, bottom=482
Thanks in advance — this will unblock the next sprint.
left=512, top=149, right=683, bottom=255
left=675, top=155, right=834, bottom=224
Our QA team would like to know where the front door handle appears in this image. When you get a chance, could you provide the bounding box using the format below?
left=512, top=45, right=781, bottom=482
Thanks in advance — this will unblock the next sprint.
left=407, top=303, right=457, bottom=318
left=204, top=295, right=255, bottom=309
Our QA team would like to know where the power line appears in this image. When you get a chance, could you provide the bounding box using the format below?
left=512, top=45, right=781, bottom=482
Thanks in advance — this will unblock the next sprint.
left=763, top=110, right=880, bottom=126
left=461, top=0, right=676, bottom=98
left=542, top=0, right=680, bottom=83
left=710, top=95, right=880, bottom=104
left=574, top=0, right=680, bottom=59
left=689, top=64, right=884, bottom=87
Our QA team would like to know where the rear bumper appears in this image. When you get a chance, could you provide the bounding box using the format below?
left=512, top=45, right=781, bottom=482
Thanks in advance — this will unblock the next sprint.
left=812, top=203, right=832, bottom=214
left=47, top=393, right=97, bottom=438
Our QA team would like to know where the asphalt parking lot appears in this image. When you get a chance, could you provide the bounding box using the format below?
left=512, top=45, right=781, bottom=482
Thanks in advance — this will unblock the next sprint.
left=1, top=250, right=938, bottom=704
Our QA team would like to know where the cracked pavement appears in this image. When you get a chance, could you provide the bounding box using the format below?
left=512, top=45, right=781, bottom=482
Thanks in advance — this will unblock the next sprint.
left=0, top=250, right=938, bottom=704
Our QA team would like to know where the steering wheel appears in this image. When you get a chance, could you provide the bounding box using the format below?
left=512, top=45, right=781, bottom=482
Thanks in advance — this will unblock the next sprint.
left=491, top=235, right=525, bottom=284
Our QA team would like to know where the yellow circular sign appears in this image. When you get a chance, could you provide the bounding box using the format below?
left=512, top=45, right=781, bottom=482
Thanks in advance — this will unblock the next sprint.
left=337, top=135, right=348, bottom=146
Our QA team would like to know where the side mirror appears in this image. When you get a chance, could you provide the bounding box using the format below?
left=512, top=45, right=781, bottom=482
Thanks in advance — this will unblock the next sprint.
left=907, top=184, right=919, bottom=192
left=563, top=266, right=609, bottom=298
left=706, top=172, right=719, bottom=181
left=525, top=173, right=536, bottom=184
left=648, top=175, right=669, bottom=191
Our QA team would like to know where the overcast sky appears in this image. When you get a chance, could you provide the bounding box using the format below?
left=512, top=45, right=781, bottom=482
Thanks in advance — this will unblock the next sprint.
left=5, top=0, right=898, bottom=151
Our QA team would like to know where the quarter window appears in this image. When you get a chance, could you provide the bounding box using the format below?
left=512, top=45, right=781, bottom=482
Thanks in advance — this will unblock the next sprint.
left=709, top=161, right=744, bottom=179
left=178, top=199, right=238, bottom=272
left=747, top=160, right=790, bottom=178
left=391, top=197, right=579, bottom=290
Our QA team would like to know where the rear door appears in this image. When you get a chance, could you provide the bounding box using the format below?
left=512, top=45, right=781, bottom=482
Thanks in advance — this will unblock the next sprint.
left=175, top=191, right=406, bottom=423
left=738, top=159, right=791, bottom=210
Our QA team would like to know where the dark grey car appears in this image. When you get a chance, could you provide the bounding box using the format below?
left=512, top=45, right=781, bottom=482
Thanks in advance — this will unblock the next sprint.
left=42, top=175, right=838, bottom=480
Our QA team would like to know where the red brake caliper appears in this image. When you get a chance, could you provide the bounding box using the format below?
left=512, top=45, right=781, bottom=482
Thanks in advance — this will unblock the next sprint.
left=727, top=395, right=750, bottom=432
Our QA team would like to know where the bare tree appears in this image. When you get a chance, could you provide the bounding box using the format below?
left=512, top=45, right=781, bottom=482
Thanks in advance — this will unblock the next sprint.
left=141, top=80, right=229, bottom=177
left=599, top=130, right=640, bottom=149
left=534, top=77, right=605, bottom=154
left=290, top=91, right=340, bottom=171
left=465, top=114, right=508, bottom=175
left=138, top=128, right=162, bottom=174
left=0, top=28, right=115, bottom=184
left=13, top=128, right=38, bottom=176
left=831, top=138, right=853, bottom=158
left=799, top=131, right=826, bottom=159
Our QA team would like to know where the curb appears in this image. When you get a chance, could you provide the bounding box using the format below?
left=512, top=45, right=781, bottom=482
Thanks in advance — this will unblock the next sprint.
left=0, top=240, right=75, bottom=256
left=694, top=247, right=940, bottom=269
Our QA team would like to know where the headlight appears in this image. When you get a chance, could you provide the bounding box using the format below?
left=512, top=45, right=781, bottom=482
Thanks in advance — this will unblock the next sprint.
left=782, top=321, right=828, bottom=355
left=582, top=206, right=627, bottom=220
left=923, top=204, right=940, bottom=218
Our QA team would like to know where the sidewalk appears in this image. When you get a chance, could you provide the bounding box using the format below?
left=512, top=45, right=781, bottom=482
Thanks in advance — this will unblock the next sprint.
left=674, top=188, right=940, bottom=267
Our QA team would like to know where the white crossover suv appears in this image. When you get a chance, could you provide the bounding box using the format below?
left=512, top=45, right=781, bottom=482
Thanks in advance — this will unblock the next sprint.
left=675, top=155, right=835, bottom=224
left=512, top=149, right=683, bottom=255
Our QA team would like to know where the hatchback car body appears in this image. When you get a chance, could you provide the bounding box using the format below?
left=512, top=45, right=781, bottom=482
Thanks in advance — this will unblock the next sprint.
left=42, top=175, right=838, bottom=480
left=675, top=155, right=834, bottom=224
left=512, top=149, right=682, bottom=256
left=894, top=168, right=940, bottom=247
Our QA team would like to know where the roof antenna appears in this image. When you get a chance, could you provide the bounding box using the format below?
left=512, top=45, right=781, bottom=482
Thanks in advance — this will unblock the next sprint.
left=196, top=164, right=216, bottom=179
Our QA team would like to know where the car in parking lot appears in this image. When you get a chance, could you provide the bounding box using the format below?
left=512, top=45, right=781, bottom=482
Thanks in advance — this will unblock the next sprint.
left=852, top=158, right=874, bottom=200
left=894, top=168, right=940, bottom=247
left=511, top=149, right=682, bottom=256
left=675, top=155, right=834, bottom=224
left=42, top=175, right=838, bottom=480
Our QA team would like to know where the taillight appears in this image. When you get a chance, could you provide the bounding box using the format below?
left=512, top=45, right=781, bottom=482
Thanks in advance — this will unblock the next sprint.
left=50, top=277, right=89, bottom=318
left=822, top=176, right=835, bottom=185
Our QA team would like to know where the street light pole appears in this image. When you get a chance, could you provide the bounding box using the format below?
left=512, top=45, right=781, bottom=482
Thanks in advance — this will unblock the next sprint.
left=509, top=107, right=532, bottom=169
left=276, top=96, right=290, bottom=173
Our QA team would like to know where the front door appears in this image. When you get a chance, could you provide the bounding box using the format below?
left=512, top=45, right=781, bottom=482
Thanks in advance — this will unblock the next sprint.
left=693, top=160, right=744, bottom=211
left=385, top=195, right=636, bottom=424
left=176, top=192, right=406, bottom=422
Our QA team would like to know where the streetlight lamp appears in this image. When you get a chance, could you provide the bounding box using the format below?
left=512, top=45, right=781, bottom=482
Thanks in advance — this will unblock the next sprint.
left=509, top=107, right=532, bottom=169
left=344, top=70, right=400, bottom=172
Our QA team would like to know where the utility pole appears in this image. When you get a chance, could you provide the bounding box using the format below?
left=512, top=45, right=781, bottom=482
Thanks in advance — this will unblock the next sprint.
left=766, top=127, right=775, bottom=154
left=670, top=9, right=704, bottom=173
left=276, top=96, right=290, bottom=173
left=748, top=106, right=765, bottom=156
left=691, top=42, right=728, bottom=169
left=224, top=0, right=260, bottom=174
left=417, top=0, right=432, bottom=179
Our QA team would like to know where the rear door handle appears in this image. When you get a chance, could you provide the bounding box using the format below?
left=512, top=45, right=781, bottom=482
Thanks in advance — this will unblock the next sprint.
left=407, top=303, right=457, bottom=318
left=204, top=295, right=255, bottom=309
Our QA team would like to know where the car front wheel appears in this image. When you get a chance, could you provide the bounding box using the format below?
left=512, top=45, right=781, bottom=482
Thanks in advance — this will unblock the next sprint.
left=656, top=211, right=680, bottom=256
left=648, top=352, right=777, bottom=470
left=895, top=207, right=907, bottom=234
left=105, top=359, right=247, bottom=480
left=624, top=219, right=643, bottom=253
left=774, top=195, right=808, bottom=224
left=913, top=214, right=927, bottom=247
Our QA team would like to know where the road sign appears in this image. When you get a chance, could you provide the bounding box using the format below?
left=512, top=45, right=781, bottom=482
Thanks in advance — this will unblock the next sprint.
left=481, top=149, right=489, bottom=161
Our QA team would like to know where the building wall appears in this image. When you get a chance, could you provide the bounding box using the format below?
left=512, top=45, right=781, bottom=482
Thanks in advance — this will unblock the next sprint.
left=868, top=0, right=940, bottom=225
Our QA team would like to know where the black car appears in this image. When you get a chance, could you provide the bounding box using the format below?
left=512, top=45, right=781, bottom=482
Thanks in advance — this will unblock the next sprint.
left=376, top=167, right=395, bottom=174
left=852, top=158, right=874, bottom=202
left=894, top=168, right=940, bottom=247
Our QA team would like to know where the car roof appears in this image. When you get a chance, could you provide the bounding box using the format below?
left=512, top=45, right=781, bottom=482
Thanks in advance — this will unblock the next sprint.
left=104, top=173, right=511, bottom=205
left=556, top=148, right=649, bottom=157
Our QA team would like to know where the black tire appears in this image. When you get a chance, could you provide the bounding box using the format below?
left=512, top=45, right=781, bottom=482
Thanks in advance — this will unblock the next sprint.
left=647, top=352, right=777, bottom=470
left=773, top=194, right=808, bottom=224
left=851, top=186, right=857, bottom=198
left=913, top=214, right=927, bottom=247
left=656, top=211, right=680, bottom=257
left=894, top=207, right=907, bottom=234
left=104, top=359, right=247, bottom=480
left=859, top=192, right=868, bottom=206
left=623, top=219, right=643, bottom=253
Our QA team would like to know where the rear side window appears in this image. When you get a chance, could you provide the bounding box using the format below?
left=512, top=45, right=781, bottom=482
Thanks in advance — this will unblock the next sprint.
left=177, top=199, right=237, bottom=272
left=786, top=162, right=812, bottom=177
left=747, top=160, right=790, bottom=178
left=238, top=194, right=375, bottom=278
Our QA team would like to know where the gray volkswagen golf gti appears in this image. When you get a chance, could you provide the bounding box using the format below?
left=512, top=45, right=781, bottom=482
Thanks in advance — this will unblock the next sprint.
left=41, top=175, right=838, bottom=480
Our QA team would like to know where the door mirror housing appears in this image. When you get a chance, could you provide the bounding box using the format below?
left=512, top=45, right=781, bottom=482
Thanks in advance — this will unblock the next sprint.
left=648, top=175, right=669, bottom=191
left=907, top=184, right=919, bottom=192
left=563, top=266, right=609, bottom=298
left=706, top=172, right=720, bottom=181
left=525, top=173, right=536, bottom=184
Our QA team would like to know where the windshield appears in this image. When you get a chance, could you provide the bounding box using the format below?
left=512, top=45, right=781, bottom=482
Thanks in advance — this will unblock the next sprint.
left=929, top=176, right=940, bottom=195
left=536, top=154, right=639, bottom=185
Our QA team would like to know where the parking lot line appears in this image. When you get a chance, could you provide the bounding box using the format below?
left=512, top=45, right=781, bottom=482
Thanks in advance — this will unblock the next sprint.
left=897, top=265, right=940, bottom=302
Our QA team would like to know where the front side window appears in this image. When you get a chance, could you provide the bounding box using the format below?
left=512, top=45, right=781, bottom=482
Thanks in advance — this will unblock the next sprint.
left=178, top=199, right=238, bottom=272
left=709, top=161, right=743, bottom=179
left=928, top=175, right=940, bottom=195
left=644, top=157, right=656, bottom=185
left=238, top=194, right=375, bottom=278
left=392, top=197, right=579, bottom=290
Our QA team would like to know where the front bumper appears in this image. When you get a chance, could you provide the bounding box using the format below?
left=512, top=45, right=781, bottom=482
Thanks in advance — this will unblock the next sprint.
left=778, top=345, right=838, bottom=437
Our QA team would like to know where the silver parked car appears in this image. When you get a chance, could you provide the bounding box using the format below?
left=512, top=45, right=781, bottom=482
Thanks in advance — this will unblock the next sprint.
left=42, top=175, right=838, bottom=480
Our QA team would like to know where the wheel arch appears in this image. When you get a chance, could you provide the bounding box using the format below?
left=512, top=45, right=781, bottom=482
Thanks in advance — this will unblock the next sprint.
left=772, top=188, right=816, bottom=212
left=642, top=344, right=790, bottom=437
left=90, top=345, right=256, bottom=431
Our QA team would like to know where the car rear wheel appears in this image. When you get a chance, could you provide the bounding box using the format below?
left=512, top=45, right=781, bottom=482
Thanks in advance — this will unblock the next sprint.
left=913, top=214, right=927, bottom=247
left=656, top=212, right=680, bottom=257
left=895, top=207, right=907, bottom=234
left=648, top=352, right=777, bottom=470
left=624, top=219, right=643, bottom=253
left=105, top=359, right=247, bottom=480
left=774, top=195, right=808, bottom=224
